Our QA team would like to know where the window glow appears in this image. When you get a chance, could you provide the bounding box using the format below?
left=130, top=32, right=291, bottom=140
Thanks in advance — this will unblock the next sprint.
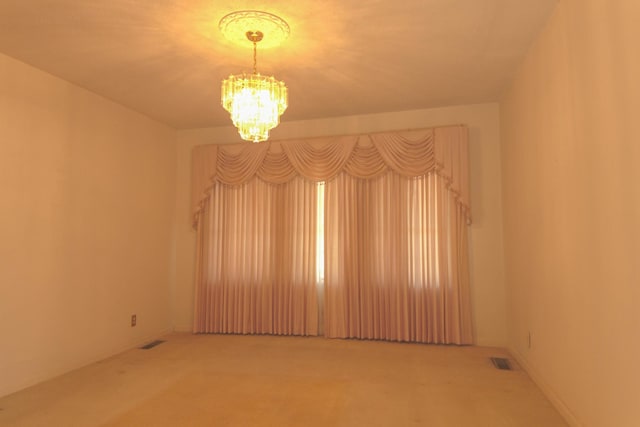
left=316, top=182, right=325, bottom=285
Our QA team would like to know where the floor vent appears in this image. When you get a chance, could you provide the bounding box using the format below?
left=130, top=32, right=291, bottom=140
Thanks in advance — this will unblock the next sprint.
left=490, top=357, right=512, bottom=370
left=140, top=340, right=165, bottom=350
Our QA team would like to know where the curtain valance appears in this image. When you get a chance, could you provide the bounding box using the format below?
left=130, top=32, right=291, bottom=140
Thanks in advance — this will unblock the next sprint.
left=192, top=125, right=470, bottom=228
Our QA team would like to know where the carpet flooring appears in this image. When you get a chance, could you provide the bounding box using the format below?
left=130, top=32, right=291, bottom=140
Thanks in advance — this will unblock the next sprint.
left=0, top=333, right=567, bottom=426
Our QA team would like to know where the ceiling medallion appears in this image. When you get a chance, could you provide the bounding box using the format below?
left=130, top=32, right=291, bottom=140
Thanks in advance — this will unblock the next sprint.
left=219, top=10, right=290, bottom=49
left=219, top=11, right=289, bottom=143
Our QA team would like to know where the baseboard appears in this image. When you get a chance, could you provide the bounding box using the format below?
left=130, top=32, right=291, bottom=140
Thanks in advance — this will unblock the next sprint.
left=172, top=324, right=193, bottom=332
left=1, top=327, right=173, bottom=398
left=508, top=346, right=582, bottom=427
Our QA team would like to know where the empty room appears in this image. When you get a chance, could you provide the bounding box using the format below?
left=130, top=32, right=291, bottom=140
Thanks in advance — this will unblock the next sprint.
left=0, top=1, right=637, bottom=426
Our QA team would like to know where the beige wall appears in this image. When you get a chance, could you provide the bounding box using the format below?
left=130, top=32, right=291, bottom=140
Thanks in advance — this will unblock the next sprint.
left=500, top=1, right=640, bottom=425
left=173, top=103, right=508, bottom=347
left=0, top=53, right=177, bottom=397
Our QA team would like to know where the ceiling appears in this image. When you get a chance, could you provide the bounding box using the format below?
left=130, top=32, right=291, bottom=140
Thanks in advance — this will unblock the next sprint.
left=0, top=0, right=557, bottom=129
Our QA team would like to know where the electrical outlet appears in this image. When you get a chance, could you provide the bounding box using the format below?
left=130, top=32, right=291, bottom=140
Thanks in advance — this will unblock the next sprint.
left=131, top=314, right=137, bottom=327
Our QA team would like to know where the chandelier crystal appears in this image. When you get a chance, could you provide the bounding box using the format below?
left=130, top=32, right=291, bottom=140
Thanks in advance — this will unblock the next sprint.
left=220, top=13, right=289, bottom=143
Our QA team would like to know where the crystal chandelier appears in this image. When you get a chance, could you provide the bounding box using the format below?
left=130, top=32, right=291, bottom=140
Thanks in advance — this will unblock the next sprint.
left=220, top=12, right=289, bottom=143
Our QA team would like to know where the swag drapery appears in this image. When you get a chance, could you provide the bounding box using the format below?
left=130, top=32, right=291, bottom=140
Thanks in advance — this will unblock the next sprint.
left=191, top=125, right=473, bottom=344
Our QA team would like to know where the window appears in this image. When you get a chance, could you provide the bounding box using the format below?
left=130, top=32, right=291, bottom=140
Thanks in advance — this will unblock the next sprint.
left=191, top=126, right=472, bottom=343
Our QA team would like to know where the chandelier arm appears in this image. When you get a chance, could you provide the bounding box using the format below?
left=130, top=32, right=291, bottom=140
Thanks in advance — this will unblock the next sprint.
left=253, top=40, right=257, bottom=74
left=245, top=31, right=263, bottom=74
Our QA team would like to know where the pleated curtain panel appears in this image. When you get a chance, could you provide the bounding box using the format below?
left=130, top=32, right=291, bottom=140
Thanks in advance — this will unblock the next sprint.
left=191, top=125, right=473, bottom=344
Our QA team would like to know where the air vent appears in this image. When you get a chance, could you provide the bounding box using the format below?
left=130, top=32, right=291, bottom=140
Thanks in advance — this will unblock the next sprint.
left=140, top=340, right=165, bottom=350
left=490, top=357, right=512, bottom=370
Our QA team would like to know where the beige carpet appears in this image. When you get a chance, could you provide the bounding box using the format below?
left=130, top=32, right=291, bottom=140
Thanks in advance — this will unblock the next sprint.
left=0, top=333, right=567, bottom=426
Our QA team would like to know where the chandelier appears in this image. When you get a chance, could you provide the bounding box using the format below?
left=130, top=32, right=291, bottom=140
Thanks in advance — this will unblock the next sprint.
left=219, top=11, right=289, bottom=143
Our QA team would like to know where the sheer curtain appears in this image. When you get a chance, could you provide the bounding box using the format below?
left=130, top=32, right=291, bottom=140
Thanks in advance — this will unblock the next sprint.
left=193, top=175, right=319, bottom=335
left=324, top=171, right=472, bottom=344
left=191, top=126, right=472, bottom=343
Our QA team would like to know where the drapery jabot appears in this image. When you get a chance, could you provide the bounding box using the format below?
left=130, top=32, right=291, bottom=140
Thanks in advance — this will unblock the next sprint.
left=191, top=125, right=471, bottom=228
